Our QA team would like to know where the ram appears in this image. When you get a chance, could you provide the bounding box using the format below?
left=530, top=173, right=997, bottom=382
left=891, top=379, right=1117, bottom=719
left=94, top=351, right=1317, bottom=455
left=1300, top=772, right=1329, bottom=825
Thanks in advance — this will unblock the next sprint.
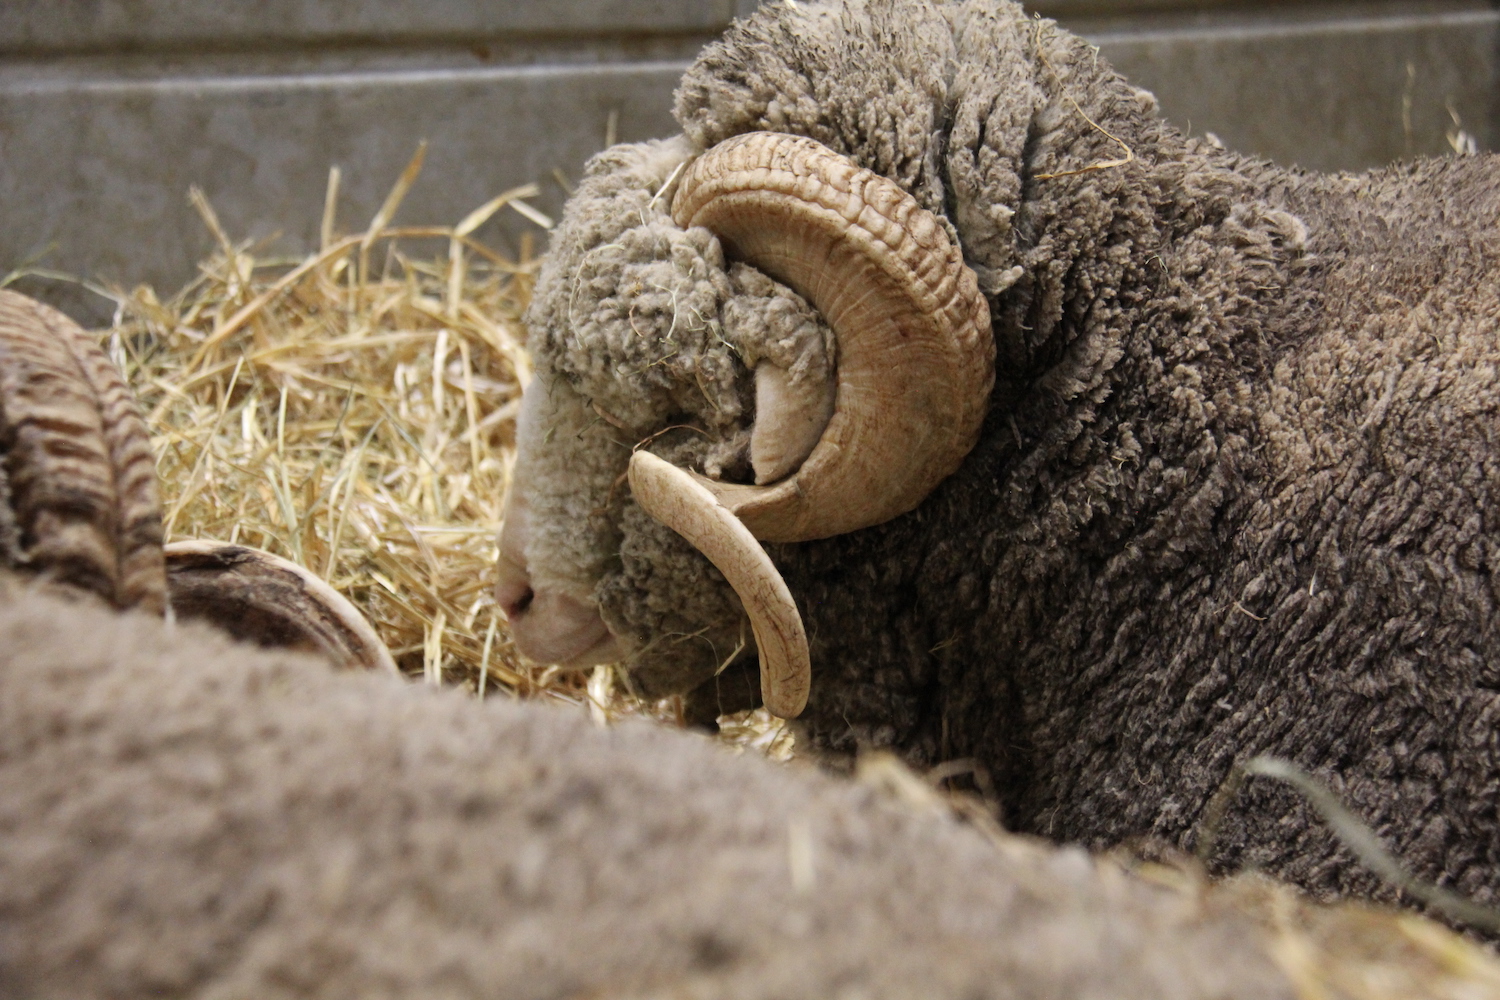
left=497, top=0, right=1500, bottom=912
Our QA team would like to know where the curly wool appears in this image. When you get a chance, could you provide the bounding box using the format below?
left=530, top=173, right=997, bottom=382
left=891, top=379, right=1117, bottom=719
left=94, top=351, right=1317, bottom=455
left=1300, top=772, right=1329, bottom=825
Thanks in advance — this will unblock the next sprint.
left=0, top=587, right=1307, bottom=999
left=527, top=137, right=745, bottom=438
left=528, top=139, right=834, bottom=455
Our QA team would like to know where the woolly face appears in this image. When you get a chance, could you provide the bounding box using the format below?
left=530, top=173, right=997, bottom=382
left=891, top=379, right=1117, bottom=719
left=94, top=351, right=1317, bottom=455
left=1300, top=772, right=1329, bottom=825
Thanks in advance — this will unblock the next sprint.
left=497, top=133, right=993, bottom=717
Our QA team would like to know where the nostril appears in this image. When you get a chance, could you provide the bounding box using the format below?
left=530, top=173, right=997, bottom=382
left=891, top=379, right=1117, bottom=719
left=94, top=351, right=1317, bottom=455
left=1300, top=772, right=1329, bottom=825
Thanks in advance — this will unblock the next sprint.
left=498, top=584, right=534, bottom=620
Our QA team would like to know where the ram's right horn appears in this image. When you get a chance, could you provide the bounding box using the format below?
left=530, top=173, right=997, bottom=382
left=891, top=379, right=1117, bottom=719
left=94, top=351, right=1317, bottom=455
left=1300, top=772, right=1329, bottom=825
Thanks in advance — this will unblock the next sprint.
left=669, top=131, right=994, bottom=542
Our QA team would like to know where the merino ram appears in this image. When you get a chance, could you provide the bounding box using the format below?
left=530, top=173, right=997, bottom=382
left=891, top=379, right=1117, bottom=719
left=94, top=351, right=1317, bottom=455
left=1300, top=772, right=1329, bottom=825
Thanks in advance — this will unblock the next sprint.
left=496, top=0, right=1500, bottom=914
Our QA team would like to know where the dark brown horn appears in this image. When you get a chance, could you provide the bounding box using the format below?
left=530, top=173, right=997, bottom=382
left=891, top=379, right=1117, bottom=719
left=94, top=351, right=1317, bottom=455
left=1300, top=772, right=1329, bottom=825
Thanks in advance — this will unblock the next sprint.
left=166, top=540, right=397, bottom=673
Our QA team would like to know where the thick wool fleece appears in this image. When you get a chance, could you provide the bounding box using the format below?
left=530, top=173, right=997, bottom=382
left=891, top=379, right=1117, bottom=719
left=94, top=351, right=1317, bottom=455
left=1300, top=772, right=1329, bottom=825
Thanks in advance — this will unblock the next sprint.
left=671, top=0, right=1500, bottom=914
left=0, top=590, right=1302, bottom=999
left=521, top=0, right=1500, bottom=919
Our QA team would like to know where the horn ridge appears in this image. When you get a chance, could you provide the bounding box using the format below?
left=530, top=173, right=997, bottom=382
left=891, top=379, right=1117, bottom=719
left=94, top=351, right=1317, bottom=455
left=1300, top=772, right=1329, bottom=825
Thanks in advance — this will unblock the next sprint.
left=673, top=134, right=985, bottom=340
left=668, top=131, right=993, bottom=542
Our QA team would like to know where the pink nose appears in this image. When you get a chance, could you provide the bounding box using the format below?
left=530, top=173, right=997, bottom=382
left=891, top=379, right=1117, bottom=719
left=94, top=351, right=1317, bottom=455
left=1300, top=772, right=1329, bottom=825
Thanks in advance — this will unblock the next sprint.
left=495, top=575, right=534, bottom=621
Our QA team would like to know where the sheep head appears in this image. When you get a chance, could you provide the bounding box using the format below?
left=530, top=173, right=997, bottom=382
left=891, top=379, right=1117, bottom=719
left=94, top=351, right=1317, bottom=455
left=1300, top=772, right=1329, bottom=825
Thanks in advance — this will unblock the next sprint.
left=498, top=133, right=993, bottom=717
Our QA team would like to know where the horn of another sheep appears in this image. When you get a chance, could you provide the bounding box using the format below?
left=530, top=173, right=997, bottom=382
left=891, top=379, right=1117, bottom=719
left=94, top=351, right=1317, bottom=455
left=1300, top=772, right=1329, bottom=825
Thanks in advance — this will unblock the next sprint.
left=671, top=131, right=993, bottom=542
left=627, top=450, right=809, bottom=719
left=0, top=289, right=167, bottom=613
left=165, top=540, right=398, bottom=674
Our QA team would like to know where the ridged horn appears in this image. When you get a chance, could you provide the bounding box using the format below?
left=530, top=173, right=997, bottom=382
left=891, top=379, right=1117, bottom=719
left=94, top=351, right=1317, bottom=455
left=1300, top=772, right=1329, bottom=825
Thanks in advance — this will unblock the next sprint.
left=670, top=131, right=994, bottom=543
left=0, top=290, right=167, bottom=613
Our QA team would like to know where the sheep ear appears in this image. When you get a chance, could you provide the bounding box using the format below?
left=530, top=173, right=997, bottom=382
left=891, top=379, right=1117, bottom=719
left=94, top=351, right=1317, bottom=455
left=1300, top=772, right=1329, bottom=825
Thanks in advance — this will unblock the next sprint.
left=165, top=540, right=398, bottom=674
left=750, top=360, right=836, bottom=485
left=0, top=290, right=167, bottom=613
left=627, top=450, right=809, bottom=719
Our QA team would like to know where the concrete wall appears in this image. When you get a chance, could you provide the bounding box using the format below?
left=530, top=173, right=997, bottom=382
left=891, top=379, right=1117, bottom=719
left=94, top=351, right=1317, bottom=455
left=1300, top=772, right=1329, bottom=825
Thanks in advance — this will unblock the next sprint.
left=2, top=0, right=1495, bottom=322
left=1074, top=3, right=1499, bottom=171
left=0, top=1, right=750, bottom=50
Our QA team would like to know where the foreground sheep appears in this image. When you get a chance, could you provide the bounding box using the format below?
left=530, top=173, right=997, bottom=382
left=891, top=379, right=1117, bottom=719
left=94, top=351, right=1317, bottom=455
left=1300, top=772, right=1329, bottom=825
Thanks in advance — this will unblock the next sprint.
left=5, top=585, right=1500, bottom=999
left=497, top=0, right=1500, bottom=913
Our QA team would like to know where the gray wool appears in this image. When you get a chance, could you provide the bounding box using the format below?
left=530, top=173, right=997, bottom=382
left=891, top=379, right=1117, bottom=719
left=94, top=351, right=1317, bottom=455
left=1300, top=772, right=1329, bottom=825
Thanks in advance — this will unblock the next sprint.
left=0, top=587, right=1311, bottom=999
left=526, top=137, right=833, bottom=452
left=597, top=501, right=751, bottom=699
left=516, top=0, right=1500, bottom=928
left=526, top=136, right=745, bottom=438
left=721, top=263, right=834, bottom=390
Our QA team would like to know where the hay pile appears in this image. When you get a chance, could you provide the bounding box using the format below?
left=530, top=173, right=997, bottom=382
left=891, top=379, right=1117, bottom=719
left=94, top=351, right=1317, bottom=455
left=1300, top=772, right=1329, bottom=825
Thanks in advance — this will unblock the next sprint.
left=100, top=149, right=540, bottom=696
left=94, top=147, right=788, bottom=754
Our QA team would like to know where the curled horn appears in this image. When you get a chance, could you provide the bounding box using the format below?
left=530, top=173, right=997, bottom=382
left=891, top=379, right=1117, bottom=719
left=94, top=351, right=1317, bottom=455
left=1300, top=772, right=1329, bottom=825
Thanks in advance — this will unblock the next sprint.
left=166, top=540, right=398, bottom=674
left=669, top=131, right=993, bottom=542
left=628, top=451, right=809, bottom=718
left=630, top=132, right=994, bottom=717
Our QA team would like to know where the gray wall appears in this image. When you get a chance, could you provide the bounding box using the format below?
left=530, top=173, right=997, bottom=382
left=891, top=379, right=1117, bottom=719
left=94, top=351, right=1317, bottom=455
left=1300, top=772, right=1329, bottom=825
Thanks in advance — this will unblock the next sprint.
left=1075, top=2, right=1499, bottom=171
left=2, top=0, right=1495, bottom=322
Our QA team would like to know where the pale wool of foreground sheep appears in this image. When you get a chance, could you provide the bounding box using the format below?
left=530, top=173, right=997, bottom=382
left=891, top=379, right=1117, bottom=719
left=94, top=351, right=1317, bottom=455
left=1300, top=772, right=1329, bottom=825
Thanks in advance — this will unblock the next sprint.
left=0, top=587, right=1321, bottom=1000
left=508, top=0, right=1500, bottom=923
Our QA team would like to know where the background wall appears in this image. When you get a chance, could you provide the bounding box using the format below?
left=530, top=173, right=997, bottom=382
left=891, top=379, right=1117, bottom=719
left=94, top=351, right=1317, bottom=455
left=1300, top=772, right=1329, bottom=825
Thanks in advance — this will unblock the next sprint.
left=2, top=0, right=1495, bottom=322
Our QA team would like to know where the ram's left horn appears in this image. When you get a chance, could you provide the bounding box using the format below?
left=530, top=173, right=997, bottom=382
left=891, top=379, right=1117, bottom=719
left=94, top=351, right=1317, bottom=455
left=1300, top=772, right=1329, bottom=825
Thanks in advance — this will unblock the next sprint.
left=628, top=450, right=809, bottom=718
left=0, top=289, right=167, bottom=613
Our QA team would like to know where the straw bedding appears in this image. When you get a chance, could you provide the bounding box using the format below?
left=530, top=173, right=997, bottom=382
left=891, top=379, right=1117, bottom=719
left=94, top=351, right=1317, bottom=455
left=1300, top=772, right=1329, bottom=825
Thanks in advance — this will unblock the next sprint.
left=101, top=153, right=535, bottom=695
